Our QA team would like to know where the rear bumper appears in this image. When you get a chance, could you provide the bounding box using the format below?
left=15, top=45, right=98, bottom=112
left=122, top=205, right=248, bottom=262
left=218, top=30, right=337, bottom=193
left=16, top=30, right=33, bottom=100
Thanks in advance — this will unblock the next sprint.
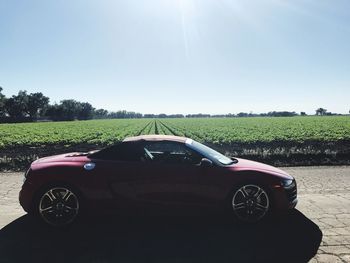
left=19, top=181, right=36, bottom=213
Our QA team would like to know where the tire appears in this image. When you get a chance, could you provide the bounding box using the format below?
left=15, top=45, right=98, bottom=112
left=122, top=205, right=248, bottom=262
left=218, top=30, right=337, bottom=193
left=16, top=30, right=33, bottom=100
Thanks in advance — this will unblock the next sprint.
left=34, top=185, right=80, bottom=227
left=229, top=184, right=271, bottom=223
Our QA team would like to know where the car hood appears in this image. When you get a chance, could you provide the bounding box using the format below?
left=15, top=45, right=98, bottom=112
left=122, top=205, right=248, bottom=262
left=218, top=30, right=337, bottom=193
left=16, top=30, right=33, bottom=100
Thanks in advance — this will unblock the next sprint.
left=230, top=158, right=293, bottom=180
left=32, top=152, right=91, bottom=164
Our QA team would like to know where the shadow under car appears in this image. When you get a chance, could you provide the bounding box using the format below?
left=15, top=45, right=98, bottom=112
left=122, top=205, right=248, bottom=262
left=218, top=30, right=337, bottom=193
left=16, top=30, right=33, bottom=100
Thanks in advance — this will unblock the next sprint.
left=0, top=209, right=322, bottom=263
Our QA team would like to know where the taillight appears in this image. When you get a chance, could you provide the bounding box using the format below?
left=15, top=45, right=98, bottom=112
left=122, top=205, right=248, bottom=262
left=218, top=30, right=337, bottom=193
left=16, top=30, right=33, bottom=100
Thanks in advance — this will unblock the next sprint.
left=23, top=168, right=31, bottom=182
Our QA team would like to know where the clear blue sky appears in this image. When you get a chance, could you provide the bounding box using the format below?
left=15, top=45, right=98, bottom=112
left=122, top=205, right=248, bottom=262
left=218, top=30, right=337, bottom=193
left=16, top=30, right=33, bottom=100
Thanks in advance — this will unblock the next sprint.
left=1, top=0, right=349, bottom=114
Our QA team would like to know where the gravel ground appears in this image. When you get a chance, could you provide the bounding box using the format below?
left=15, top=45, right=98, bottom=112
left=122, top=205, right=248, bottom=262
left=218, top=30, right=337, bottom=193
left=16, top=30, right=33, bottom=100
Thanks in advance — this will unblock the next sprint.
left=0, top=166, right=350, bottom=262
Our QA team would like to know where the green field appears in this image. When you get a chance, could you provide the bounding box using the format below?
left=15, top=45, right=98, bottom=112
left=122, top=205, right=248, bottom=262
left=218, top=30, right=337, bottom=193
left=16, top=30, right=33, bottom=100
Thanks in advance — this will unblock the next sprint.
left=1, top=116, right=350, bottom=147
left=1, top=116, right=350, bottom=170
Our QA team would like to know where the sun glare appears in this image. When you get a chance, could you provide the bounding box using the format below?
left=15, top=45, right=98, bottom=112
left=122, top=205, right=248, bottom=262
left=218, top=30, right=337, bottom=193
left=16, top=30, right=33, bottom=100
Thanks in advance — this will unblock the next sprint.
left=179, top=0, right=190, bottom=58
left=176, top=0, right=195, bottom=59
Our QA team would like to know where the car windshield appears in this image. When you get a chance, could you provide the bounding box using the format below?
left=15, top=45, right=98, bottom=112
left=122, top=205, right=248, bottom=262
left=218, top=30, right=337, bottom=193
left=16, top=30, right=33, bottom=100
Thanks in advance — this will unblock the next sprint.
left=188, top=140, right=234, bottom=165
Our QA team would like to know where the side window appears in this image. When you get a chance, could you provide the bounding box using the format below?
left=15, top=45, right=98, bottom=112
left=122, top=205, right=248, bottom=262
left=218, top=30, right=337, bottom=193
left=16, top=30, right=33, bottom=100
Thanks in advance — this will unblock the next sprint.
left=92, top=142, right=143, bottom=162
left=143, top=141, right=202, bottom=165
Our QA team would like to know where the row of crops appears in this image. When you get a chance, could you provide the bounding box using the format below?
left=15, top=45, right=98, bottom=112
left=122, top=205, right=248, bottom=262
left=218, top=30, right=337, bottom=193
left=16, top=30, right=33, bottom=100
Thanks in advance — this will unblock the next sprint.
left=1, top=116, right=350, bottom=169
left=2, top=116, right=349, bottom=148
left=0, top=119, right=151, bottom=148
left=159, top=117, right=350, bottom=143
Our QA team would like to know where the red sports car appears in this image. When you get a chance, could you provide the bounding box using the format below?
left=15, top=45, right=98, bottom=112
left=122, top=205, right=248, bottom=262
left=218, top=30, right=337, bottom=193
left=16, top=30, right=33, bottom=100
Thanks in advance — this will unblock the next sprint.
left=19, top=135, right=297, bottom=226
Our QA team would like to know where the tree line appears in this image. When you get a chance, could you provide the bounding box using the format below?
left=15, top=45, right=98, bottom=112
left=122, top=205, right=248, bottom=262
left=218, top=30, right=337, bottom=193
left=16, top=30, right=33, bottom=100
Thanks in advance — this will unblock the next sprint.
left=0, top=88, right=345, bottom=123
left=0, top=88, right=144, bottom=122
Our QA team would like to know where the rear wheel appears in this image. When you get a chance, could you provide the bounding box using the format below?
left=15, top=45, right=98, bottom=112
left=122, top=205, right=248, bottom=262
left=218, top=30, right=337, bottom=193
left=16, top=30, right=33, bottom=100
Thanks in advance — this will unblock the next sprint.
left=37, top=186, right=80, bottom=227
left=231, top=184, right=270, bottom=223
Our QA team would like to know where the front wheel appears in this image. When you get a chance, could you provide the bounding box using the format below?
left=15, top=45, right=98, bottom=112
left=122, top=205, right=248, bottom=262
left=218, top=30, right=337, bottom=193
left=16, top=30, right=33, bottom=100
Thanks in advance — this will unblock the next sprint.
left=36, top=186, right=80, bottom=227
left=231, top=184, right=270, bottom=223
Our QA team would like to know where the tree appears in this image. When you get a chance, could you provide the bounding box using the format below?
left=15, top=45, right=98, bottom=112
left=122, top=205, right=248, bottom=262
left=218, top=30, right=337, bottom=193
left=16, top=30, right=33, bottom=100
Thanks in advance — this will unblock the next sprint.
left=300, top=112, right=307, bottom=116
left=63, top=100, right=82, bottom=120
left=45, top=104, right=63, bottom=121
left=316, top=108, right=327, bottom=116
left=237, top=112, right=249, bottom=117
left=26, top=92, right=50, bottom=119
left=77, top=102, right=94, bottom=120
left=144, top=114, right=155, bottom=118
left=0, top=87, right=6, bottom=117
left=45, top=100, right=81, bottom=121
left=59, top=100, right=82, bottom=120
left=4, top=90, right=29, bottom=118
left=186, top=113, right=211, bottom=118
left=94, top=109, right=108, bottom=119
left=3, top=90, right=49, bottom=120
left=45, top=100, right=96, bottom=121
left=266, top=111, right=297, bottom=117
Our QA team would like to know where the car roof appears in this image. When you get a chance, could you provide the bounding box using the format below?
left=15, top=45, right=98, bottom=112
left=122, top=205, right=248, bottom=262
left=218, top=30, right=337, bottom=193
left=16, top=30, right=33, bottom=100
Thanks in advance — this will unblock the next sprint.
left=123, top=134, right=188, bottom=143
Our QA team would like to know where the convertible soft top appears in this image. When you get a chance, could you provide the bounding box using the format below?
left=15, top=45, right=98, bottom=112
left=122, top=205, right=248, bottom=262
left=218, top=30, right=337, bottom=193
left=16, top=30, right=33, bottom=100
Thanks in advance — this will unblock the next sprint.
left=123, top=134, right=188, bottom=143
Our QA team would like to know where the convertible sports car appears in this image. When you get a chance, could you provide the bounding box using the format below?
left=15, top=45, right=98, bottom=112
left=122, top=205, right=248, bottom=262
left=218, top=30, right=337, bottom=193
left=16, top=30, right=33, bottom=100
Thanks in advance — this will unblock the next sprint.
left=19, top=135, right=297, bottom=226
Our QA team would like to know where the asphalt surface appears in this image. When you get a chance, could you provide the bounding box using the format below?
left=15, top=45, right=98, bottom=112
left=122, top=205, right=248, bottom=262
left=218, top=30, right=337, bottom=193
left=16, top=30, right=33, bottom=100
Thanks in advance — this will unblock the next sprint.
left=0, top=166, right=350, bottom=262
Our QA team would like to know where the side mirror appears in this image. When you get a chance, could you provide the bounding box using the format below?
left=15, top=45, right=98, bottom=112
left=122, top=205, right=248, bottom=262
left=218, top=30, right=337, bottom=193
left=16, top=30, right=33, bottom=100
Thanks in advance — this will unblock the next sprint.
left=200, top=158, right=213, bottom=167
left=230, top=157, right=238, bottom=164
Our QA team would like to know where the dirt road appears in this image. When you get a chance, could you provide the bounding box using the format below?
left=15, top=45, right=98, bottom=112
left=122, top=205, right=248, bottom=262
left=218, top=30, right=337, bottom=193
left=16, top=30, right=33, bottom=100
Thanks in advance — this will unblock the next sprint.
left=1, top=166, right=350, bottom=262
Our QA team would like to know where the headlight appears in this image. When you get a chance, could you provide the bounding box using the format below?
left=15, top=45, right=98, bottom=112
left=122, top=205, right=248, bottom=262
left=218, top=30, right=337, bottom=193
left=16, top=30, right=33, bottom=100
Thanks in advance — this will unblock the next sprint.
left=281, top=179, right=293, bottom=187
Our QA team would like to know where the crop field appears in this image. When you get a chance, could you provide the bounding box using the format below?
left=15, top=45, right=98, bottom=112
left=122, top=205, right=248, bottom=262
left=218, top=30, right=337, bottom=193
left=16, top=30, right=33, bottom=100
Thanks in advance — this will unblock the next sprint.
left=1, top=116, right=350, bottom=170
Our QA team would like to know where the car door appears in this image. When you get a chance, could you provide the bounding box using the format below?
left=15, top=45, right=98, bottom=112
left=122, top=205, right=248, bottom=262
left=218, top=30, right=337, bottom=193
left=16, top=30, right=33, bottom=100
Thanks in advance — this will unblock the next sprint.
left=87, top=141, right=148, bottom=212
left=90, top=141, right=221, bottom=212
left=125, top=141, right=220, bottom=208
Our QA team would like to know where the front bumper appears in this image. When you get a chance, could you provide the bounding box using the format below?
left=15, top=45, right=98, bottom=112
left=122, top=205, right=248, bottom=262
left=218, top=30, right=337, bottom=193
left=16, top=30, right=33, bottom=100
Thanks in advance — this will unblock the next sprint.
left=284, top=179, right=298, bottom=208
left=271, top=178, right=298, bottom=211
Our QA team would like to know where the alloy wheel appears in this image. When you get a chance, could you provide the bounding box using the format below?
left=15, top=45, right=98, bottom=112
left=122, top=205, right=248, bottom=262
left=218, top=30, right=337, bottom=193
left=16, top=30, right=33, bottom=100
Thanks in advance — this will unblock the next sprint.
left=39, top=187, right=79, bottom=226
left=232, top=184, right=269, bottom=222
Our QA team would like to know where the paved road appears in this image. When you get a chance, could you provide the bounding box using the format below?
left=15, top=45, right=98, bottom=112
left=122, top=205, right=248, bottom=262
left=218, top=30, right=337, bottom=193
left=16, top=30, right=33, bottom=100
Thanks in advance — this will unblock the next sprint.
left=284, top=166, right=350, bottom=263
left=0, top=166, right=350, bottom=262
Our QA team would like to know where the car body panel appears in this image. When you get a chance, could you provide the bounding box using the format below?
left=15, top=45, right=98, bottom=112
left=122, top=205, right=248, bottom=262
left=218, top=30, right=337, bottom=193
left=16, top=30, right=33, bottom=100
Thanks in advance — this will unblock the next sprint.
left=19, top=135, right=297, bottom=217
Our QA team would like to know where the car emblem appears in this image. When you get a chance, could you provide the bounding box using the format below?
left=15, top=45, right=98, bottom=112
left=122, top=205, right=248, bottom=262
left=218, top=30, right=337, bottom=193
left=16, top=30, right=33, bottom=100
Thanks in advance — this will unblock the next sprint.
left=84, top=162, right=96, bottom=171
